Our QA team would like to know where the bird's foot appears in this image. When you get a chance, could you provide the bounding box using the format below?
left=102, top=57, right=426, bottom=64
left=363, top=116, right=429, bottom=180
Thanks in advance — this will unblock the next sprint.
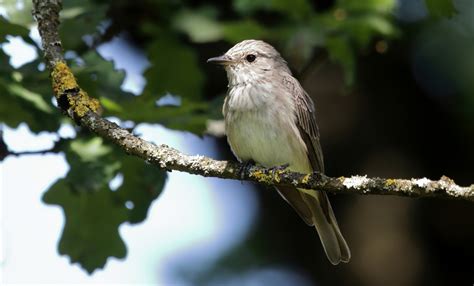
left=268, top=163, right=290, bottom=177
left=238, top=160, right=256, bottom=180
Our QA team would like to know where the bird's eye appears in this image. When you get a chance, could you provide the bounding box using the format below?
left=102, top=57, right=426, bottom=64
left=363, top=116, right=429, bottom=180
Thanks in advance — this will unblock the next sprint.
left=246, top=54, right=256, bottom=62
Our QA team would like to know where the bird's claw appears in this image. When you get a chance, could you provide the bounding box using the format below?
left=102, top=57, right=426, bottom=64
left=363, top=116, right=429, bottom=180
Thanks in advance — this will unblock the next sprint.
left=268, top=163, right=290, bottom=178
left=268, top=163, right=290, bottom=176
left=238, top=160, right=256, bottom=180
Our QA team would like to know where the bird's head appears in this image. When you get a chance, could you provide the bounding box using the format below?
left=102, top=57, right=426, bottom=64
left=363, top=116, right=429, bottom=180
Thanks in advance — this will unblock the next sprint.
left=207, top=39, right=290, bottom=86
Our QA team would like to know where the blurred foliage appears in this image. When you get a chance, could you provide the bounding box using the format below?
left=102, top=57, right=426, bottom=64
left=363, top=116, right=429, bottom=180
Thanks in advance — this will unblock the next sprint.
left=0, top=0, right=33, bottom=26
left=0, top=0, right=464, bottom=274
left=414, top=0, right=474, bottom=120
left=425, top=0, right=458, bottom=18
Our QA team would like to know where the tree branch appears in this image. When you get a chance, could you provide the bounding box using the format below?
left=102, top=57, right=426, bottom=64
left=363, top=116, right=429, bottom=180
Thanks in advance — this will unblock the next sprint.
left=31, top=0, right=474, bottom=203
left=0, top=129, right=63, bottom=161
left=7, top=148, right=60, bottom=157
left=3, top=143, right=63, bottom=159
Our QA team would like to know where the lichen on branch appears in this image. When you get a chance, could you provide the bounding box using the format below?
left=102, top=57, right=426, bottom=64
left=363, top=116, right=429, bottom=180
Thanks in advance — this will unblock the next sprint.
left=51, top=62, right=77, bottom=96
left=51, top=62, right=101, bottom=118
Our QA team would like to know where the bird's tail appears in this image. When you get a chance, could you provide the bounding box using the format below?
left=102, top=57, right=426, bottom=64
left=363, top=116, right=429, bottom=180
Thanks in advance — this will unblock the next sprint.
left=276, top=186, right=351, bottom=264
left=301, top=189, right=351, bottom=265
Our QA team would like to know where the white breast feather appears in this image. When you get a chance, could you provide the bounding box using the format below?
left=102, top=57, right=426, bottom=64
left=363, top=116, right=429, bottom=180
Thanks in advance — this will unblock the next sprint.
left=224, top=83, right=311, bottom=174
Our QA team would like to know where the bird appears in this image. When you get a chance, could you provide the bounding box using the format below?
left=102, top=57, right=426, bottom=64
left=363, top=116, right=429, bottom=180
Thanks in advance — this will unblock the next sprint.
left=207, top=39, right=350, bottom=265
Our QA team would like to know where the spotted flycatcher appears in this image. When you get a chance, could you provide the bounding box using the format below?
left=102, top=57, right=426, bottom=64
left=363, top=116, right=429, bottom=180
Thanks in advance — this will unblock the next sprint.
left=208, top=39, right=350, bottom=265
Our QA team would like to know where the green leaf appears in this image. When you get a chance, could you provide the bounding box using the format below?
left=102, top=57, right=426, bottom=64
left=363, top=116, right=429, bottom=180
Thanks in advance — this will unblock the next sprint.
left=144, top=36, right=204, bottom=100
left=43, top=179, right=128, bottom=273
left=270, top=0, right=313, bottom=20
left=278, top=25, right=325, bottom=70
left=116, top=156, right=167, bottom=224
left=59, top=0, right=107, bottom=50
left=0, top=16, right=30, bottom=43
left=70, top=137, right=113, bottom=162
left=42, top=137, right=167, bottom=273
left=425, top=0, right=458, bottom=18
left=0, top=54, right=61, bottom=133
left=233, top=0, right=271, bottom=14
left=71, top=51, right=134, bottom=115
left=15, top=59, right=55, bottom=98
left=155, top=105, right=210, bottom=133
left=99, top=97, right=124, bottom=113
left=222, top=20, right=269, bottom=43
left=326, top=36, right=355, bottom=86
left=6, top=82, right=54, bottom=114
left=70, top=46, right=208, bottom=133
left=64, top=137, right=119, bottom=192
left=42, top=137, right=125, bottom=273
left=233, top=0, right=312, bottom=20
left=338, top=0, right=396, bottom=13
left=126, top=97, right=209, bottom=134
left=340, top=15, right=398, bottom=48
left=131, top=35, right=210, bottom=133
left=0, top=82, right=34, bottom=129
left=0, top=0, right=34, bottom=26
left=173, top=9, right=222, bottom=43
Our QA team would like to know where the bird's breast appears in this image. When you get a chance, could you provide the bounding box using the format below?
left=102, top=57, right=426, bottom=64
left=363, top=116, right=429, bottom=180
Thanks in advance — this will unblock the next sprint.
left=224, top=85, right=311, bottom=173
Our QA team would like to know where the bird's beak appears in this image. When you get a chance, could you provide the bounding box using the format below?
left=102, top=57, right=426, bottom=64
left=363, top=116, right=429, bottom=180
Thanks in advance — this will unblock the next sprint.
left=207, top=55, right=233, bottom=65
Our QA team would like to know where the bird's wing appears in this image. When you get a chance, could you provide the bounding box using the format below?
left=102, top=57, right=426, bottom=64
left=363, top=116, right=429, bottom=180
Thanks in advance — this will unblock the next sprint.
left=281, top=75, right=350, bottom=265
left=282, top=75, right=324, bottom=173
left=277, top=75, right=331, bottom=220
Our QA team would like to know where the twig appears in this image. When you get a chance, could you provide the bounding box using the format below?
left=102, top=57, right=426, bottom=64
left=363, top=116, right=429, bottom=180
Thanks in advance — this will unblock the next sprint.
left=0, top=128, right=61, bottom=160
left=31, top=0, right=474, bottom=203
left=8, top=149, right=59, bottom=157
left=0, top=135, right=65, bottom=161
